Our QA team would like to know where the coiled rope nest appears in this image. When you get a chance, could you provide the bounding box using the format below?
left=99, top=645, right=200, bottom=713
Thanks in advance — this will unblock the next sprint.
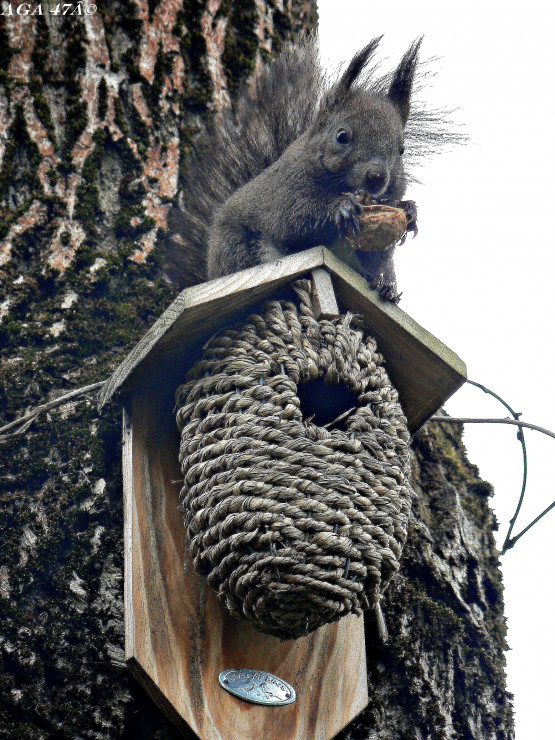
left=175, top=280, right=413, bottom=639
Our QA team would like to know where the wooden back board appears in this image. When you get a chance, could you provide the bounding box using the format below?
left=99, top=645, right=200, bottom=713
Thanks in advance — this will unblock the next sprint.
left=123, top=385, right=369, bottom=739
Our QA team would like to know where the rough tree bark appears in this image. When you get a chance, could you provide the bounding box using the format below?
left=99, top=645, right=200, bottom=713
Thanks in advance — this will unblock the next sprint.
left=0, top=2, right=513, bottom=738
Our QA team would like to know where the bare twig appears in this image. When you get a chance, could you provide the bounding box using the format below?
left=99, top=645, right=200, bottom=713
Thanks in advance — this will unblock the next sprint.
left=430, top=416, right=555, bottom=441
left=0, top=381, right=106, bottom=441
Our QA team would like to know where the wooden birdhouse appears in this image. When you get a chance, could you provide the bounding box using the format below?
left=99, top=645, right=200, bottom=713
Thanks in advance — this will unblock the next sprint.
left=99, top=247, right=466, bottom=740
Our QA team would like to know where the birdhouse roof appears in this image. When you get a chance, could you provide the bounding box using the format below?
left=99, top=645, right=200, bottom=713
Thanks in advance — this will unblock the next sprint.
left=99, top=247, right=466, bottom=433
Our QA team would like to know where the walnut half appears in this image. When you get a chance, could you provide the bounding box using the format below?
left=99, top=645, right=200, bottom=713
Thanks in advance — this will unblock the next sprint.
left=349, top=205, right=408, bottom=252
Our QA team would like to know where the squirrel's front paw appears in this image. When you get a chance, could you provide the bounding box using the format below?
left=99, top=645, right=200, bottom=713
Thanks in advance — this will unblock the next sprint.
left=398, top=199, right=418, bottom=239
left=371, top=273, right=402, bottom=304
left=333, top=194, right=362, bottom=238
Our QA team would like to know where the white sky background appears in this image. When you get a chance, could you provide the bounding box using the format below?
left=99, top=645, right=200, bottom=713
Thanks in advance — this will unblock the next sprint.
left=317, top=1, right=555, bottom=736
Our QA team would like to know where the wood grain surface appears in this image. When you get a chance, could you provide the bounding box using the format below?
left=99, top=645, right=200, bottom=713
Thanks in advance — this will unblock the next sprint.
left=310, top=268, right=340, bottom=320
left=123, top=386, right=369, bottom=740
left=101, top=248, right=466, bottom=434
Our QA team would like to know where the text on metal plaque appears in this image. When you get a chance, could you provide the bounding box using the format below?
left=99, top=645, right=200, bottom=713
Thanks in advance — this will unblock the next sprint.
left=218, top=668, right=296, bottom=707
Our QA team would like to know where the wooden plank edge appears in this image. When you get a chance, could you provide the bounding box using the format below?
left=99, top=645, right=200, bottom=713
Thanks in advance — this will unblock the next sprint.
left=98, top=247, right=327, bottom=410
left=127, top=655, right=196, bottom=738
left=407, top=373, right=467, bottom=434
left=322, top=249, right=468, bottom=380
left=122, top=405, right=135, bottom=662
left=332, top=695, right=369, bottom=740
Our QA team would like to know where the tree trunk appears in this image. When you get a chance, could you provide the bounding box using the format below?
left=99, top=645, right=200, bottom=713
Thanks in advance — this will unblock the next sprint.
left=0, top=3, right=513, bottom=738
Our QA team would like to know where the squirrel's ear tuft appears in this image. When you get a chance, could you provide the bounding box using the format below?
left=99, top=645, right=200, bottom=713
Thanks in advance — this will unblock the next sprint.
left=388, top=37, right=423, bottom=126
left=323, top=37, right=382, bottom=110
left=339, top=37, right=382, bottom=92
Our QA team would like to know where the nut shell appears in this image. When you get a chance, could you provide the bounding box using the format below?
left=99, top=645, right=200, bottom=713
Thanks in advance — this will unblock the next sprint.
left=351, top=205, right=407, bottom=252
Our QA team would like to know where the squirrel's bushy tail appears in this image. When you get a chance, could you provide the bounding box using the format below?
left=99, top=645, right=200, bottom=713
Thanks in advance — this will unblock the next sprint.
left=162, top=40, right=324, bottom=288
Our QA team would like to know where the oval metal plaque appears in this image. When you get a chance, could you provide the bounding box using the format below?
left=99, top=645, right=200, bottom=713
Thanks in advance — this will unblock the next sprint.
left=218, top=668, right=296, bottom=707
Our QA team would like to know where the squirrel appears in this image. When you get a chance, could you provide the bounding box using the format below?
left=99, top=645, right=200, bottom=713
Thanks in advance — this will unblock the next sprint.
left=163, top=36, right=445, bottom=302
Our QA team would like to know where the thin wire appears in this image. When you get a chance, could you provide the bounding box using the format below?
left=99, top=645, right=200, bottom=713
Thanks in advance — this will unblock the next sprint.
left=466, top=380, right=528, bottom=553
left=431, top=376, right=555, bottom=551
left=505, top=501, right=555, bottom=550
left=430, top=416, right=555, bottom=551
left=430, top=410, right=555, bottom=550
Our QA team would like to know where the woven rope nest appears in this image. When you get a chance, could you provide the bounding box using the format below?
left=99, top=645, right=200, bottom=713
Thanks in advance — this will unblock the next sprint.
left=175, top=280, right=413, bottom=640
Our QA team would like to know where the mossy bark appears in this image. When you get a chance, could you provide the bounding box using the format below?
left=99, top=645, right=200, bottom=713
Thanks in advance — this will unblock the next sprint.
left=0, top=3, right=512, bottom=738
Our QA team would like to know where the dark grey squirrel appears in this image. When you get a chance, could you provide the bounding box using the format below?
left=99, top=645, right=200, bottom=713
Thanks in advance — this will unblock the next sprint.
left=164, top=36, right=451, bottom=302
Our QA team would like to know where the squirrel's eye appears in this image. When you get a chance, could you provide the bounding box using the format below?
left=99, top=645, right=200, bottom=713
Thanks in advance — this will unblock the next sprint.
left=399, top=144, right=405, bottom=156
left=335, top=129, right=350, bottom=145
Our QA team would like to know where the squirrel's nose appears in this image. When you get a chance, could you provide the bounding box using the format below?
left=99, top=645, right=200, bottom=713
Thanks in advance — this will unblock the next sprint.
left=365, top=166, right=389, bottom=195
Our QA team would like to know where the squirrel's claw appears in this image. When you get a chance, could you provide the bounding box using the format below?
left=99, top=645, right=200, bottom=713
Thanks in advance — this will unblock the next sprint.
left=371, top=273, right=402, bottom=304
left=333, top=194, right=362, bottom=237
left=398, top=199, right=418, bottom=238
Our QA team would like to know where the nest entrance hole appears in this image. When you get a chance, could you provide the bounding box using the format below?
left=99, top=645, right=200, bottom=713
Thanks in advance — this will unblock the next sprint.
left=297, top=378, right=358, bottom=431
